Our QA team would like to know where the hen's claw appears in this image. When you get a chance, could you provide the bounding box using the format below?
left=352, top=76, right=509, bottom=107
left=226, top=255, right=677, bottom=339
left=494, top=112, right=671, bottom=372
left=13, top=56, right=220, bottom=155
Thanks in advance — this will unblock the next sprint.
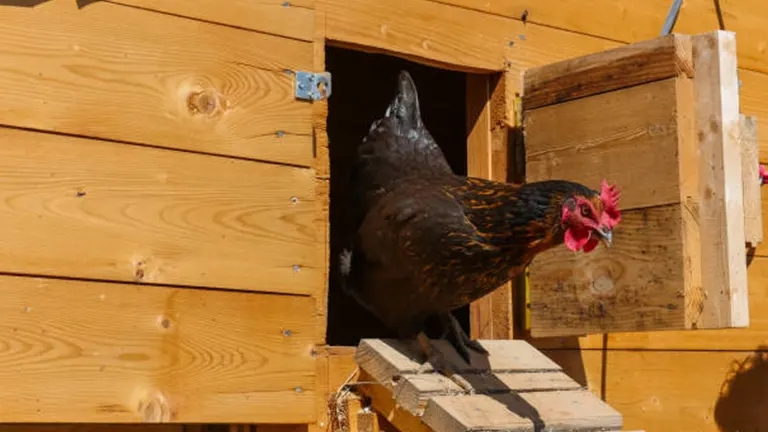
left=440, top=312, right=489, bottom=364
left=416, top=331, right=453, bottom=375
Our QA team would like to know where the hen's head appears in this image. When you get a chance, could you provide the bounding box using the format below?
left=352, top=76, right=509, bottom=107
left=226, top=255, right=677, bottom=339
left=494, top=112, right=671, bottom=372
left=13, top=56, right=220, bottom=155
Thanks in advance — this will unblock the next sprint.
left=560, top=179, right=622, bottom=253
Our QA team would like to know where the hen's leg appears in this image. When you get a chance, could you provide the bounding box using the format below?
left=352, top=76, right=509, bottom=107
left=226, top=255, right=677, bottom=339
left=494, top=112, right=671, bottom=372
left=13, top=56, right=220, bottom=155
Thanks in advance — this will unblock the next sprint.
left=415, top=331, right=453, bottom=376
left=439, top=312, right=489, bottom=364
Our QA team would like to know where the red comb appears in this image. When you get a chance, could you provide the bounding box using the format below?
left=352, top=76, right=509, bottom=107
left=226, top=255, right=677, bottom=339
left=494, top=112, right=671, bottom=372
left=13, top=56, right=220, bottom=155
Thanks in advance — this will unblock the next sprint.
left=760, top=164, right=767, bottom=185
left=599, top=179, right=621, bottom=228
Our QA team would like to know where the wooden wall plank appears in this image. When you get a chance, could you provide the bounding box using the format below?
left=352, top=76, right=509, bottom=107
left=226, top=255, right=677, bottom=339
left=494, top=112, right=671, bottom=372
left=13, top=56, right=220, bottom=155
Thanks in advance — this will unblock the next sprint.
left=608, top=256, right=768, bottom=351
left=603, top=349, right=768, bottom=432
left=431, top=0, right=768, bottom=76
left=466, top=73, right=514, bottom=340
left=540, top=349, right=604, bottom=397
left=109, top=0, right=315, bottom=42
left=0, top=127, right=319, bottom=296
left=318, top=0, right=617, bottom=73
left=692, top=31, right=749, bottom=329
left=528, top=334, right=605, bottom=351
left=0, top=275, right=316, bottom=423
left=0, top=0, right=314, bottom=166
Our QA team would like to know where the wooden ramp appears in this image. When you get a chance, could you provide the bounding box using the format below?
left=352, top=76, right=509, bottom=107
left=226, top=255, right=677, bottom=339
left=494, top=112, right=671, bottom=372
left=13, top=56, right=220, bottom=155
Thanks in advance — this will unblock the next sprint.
left=352, top=339, right=623, bottom=432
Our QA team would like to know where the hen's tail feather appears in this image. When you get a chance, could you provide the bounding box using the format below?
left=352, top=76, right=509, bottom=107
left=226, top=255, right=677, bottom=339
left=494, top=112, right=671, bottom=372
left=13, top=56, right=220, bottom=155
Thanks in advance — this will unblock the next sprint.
left=384, top=70, right=423, bottom=135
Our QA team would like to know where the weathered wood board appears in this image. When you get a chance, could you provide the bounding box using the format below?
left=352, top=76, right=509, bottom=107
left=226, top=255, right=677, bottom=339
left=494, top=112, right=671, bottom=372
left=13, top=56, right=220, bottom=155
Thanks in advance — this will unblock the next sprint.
left=354, top=339, right=622, bottom=431
left=524, top=32, right=751, bottom=337
left=0, top=126, right=319, bottom=296
left=740, top=115, right=763, bottom=247
left=0, top=0, right=314, bottom=166
left=522, top=33, right=694, bottom=110
left=0, top=274, right=316, bottom=423
left=692, top=31, right=749, bottom=329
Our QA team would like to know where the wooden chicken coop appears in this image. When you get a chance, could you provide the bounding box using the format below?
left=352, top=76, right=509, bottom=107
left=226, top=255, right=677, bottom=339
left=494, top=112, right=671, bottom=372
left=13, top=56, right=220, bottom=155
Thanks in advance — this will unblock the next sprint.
left=1, top=1, right=767, bottom=432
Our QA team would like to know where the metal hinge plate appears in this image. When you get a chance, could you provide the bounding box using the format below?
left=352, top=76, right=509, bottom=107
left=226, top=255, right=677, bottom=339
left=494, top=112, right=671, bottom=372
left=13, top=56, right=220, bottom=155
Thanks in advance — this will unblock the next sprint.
left=295, top=71, right=332, bottom=101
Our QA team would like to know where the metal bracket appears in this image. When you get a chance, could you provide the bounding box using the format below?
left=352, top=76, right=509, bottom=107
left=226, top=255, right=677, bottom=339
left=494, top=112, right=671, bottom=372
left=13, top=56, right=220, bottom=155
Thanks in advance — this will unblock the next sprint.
left=660, top=0, right=683, bottom=36
left=295, top=71, right=332, bottom=101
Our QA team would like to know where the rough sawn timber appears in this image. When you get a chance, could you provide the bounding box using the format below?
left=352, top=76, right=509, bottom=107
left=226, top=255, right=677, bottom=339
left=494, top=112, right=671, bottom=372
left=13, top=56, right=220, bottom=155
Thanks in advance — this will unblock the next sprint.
left=523, top=33, right=694, bottom=110
left=0, top=274, right=316, bottom=423
left=691, top=31, right=749, bottom=329
left=524, top=74, right=699, bottom=336
left=353, top=339, right=623, bottom=431
left=740, top=114, right=763, bottom=247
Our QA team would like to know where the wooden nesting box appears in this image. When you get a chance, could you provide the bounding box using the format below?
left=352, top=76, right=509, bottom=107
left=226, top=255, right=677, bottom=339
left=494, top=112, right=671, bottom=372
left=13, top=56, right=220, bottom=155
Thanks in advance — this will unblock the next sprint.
left=523, top=32, right=758, bottom=337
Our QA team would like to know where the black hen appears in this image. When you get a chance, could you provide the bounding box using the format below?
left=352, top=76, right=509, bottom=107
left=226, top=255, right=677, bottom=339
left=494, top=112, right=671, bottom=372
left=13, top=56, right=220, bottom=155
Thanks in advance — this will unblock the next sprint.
left=340, top=71, right=621, bottom=366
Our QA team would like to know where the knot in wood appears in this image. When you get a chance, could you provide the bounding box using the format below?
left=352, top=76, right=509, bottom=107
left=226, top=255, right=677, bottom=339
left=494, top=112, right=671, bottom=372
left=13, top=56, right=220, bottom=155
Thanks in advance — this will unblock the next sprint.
left=187, top=90, right=220, bottom=116
left=138, top=391, right=173, bottom=423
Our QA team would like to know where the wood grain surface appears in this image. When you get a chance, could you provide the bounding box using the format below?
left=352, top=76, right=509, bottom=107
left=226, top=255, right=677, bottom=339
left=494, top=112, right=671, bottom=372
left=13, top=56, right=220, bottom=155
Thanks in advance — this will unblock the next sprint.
left=431, top=0, right=768, bottom=76
left=523, top=34, right=693, bottom=110
left=0, top=275, right=316, bottom=423
left=0, top=126, right=320, bottom=295
left=0, top=0, right=314, bottom=166
left=319, top=0, right=617, bottom=72
left=529, top=205, right=687, bottom=337
left=525, top=77, right=684, bottom=211
left=110, top=0, right=315, bottom=42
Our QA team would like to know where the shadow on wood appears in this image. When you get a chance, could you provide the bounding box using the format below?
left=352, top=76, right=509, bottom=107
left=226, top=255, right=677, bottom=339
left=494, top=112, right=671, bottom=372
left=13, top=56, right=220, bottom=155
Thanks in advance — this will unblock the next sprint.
left=714, top=346, right=768, bottom=432
left=539, top=345, right=592, bottom=389
left=0, top=0, right=51, bottom=6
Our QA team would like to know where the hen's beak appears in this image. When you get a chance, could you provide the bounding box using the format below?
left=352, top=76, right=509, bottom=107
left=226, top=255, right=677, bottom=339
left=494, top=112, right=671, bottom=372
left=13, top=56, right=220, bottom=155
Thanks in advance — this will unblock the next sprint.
left=596, top=226, right=613, bottom=248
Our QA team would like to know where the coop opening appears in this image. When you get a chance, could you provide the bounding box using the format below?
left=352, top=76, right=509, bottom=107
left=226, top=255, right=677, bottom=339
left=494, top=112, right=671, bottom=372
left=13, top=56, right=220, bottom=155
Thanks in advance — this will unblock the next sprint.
left=325, top=46, right=503, bottom=346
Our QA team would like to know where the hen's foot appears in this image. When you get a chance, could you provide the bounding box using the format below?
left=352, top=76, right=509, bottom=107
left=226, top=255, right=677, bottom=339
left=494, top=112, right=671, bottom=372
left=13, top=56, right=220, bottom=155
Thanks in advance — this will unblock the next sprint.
left=440, top=312, right=489, bottom=364
left=415, top=332, right=476, bottom=394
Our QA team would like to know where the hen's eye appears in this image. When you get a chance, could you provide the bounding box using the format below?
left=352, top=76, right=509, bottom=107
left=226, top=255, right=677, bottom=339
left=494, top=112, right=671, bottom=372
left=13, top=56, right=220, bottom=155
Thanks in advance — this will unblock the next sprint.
left=580, top=204, right=592, bottom=217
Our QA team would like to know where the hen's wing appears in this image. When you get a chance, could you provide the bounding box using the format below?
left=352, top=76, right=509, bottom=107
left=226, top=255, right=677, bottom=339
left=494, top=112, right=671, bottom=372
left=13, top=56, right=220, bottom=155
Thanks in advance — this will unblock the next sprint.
left=341, top=177, right=485, bottom=334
